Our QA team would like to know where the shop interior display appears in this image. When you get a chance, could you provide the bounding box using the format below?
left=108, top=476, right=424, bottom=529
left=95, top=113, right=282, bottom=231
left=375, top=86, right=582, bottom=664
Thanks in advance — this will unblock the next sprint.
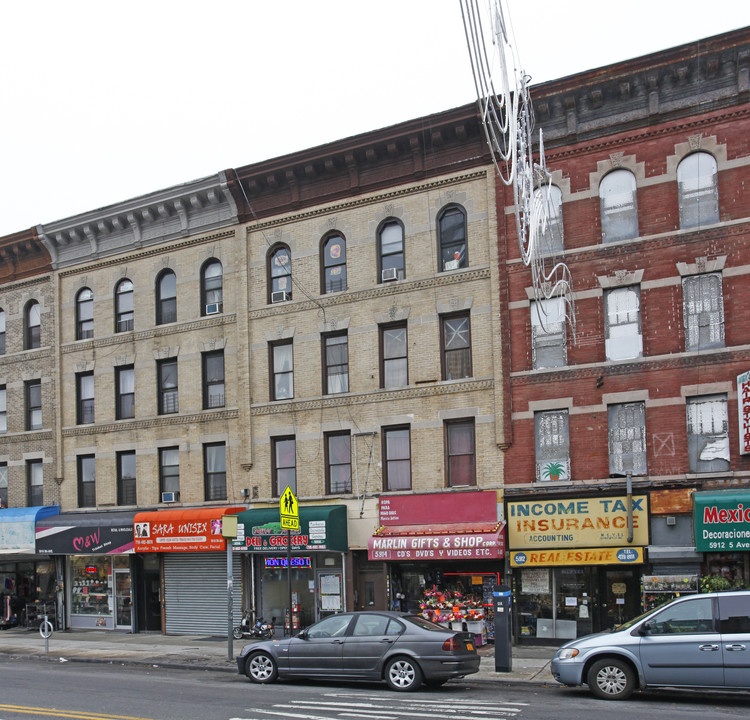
left=419, top=588, right=488, bottom=643
left=71, top=568, right=111, bottom=615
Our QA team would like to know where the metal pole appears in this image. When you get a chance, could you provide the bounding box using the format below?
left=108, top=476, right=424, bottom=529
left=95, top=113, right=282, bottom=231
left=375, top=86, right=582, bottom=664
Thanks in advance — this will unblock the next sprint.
left=287, top=528, right=292, bottom=635
left=626, top=472, right=634, bottom=543
left=227, top=544, right=234, bottom=661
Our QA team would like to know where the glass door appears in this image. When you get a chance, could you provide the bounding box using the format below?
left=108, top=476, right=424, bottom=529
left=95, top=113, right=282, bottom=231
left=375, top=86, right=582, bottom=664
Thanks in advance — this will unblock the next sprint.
left=114, top=570, right=132, bottom=629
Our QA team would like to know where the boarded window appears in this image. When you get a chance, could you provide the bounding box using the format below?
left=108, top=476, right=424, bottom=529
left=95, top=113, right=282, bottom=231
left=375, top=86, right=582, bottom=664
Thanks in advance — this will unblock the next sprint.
left=686, top=395, right=730, bottom=473
left=683, top=273, right=724, bottom=351
left=608, top=402, right=647, bottom=476
left=535, top=410, right=570, bottom=482
left=531, top=297, right=566, bottom=369
left=605, top=286, right=642, bottom=361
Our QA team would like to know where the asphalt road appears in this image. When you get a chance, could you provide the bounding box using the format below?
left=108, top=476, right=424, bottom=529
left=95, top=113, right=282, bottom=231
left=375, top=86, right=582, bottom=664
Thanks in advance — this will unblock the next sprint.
left=1, top=657, right=749, bottom=720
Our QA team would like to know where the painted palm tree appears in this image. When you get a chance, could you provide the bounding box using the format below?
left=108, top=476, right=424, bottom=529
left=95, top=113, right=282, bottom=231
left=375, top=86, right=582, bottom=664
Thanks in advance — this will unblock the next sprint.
left=542, top=461, right=566, bottom=482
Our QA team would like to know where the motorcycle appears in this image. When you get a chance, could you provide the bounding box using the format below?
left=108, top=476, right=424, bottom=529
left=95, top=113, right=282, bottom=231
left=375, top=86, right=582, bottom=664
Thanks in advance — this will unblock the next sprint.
left=232, top=612, right=274, bottom=640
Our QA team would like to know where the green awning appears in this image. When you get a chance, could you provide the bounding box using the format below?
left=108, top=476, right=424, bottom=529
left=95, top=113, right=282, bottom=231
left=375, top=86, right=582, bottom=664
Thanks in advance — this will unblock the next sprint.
left=230, top=504, right=348, bottom=553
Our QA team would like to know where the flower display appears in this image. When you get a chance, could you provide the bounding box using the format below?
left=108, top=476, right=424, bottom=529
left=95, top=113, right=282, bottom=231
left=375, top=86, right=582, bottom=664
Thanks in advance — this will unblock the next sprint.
left=419, top=589, right=485, bottom=623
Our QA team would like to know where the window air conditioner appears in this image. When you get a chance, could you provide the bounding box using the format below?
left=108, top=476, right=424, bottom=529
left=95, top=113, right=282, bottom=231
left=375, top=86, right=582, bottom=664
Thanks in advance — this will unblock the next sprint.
left=271, top=291, right=291, bottom=303
left=381, top=268, right=398, bottom=282
left=161, top=491, right=176, bottom=503
left=205, top=303, right=222, bottom=315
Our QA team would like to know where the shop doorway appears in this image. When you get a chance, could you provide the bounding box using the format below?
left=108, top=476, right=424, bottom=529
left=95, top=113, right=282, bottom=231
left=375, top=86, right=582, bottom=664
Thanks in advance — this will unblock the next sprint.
left=355, top=566, right=386, bottom=611
left=134, top=555, right=161, bottom=632
left=114, top=570, right=132, bottom=629
left=599, top=568, right=640, bottom=629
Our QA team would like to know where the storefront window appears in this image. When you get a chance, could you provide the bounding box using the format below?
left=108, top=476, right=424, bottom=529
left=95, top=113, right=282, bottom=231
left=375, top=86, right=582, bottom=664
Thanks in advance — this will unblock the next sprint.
left=253, top=552, right=342, bottom=632
left=70, top=556, right=112, bottom=617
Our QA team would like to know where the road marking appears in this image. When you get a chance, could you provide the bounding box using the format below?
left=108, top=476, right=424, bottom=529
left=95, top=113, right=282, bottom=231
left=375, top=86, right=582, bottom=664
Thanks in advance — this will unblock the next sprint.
left=231, top=691, right=527, bottom=720
left=0, top=705, right=157, bottom=720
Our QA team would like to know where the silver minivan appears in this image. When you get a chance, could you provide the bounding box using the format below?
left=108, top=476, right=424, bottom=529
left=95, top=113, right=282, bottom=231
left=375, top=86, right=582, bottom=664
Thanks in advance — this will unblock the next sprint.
left=551, top=590, right=750, bottom=699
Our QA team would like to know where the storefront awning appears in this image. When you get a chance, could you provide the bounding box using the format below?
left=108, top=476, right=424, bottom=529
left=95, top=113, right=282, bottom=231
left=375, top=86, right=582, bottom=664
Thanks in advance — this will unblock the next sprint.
left=134, top=507, right=245, bottom=552
left=368, top=521, right=505, bottom=561
left=36, top=511, right=138, bottom=555
left=232, top=505, right=348, bottom=553
left=0, top=506, right=59, bottom=555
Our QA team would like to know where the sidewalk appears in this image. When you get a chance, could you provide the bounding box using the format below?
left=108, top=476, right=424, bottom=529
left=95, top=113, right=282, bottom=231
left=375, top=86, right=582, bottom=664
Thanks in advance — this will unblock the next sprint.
left=0, top=626, right=556, bottom=685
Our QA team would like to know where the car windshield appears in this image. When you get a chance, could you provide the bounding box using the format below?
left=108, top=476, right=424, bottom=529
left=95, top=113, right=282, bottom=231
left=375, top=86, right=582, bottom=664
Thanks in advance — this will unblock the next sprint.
left=403, top=615, right=450, bottom=632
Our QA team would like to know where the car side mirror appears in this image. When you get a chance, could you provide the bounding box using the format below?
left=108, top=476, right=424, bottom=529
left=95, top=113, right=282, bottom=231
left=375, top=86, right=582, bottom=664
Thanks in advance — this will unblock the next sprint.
left=638, top=621, right=651, bottom=636
left=297, top=629, right=308, bottom=640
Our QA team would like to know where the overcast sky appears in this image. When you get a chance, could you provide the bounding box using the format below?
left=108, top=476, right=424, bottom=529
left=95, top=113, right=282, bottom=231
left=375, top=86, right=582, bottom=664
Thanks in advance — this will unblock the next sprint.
left=1, top=1, right=748, bottom=237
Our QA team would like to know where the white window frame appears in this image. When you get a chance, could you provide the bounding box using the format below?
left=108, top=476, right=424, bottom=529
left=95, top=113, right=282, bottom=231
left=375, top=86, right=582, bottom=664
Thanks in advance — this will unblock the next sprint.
left=605, top=286, right=643, bottom=361
left=531, top=297, right=566, bottom=369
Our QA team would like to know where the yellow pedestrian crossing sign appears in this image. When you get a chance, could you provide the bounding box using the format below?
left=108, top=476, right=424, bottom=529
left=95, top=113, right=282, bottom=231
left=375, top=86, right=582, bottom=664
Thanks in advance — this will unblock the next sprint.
left=280, top=486, right=299, bottom=530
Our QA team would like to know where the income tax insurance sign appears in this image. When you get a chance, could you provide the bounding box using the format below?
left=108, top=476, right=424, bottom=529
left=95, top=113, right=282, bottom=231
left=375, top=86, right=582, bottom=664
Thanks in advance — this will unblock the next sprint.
left=280, top=486, right=299, bottom=531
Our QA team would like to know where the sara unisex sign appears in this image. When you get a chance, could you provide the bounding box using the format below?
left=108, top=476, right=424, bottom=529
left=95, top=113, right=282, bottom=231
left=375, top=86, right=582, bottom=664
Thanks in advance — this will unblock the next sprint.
left=694, top=490, right=750, bottom=551
left=134, top=508, right=244, bottom=552
left=507, top=495, right=649, bottom=549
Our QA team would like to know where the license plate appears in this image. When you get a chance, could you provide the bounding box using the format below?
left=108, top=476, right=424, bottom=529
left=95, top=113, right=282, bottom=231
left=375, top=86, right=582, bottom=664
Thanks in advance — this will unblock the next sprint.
left=466, top=642, right=474, bottom=651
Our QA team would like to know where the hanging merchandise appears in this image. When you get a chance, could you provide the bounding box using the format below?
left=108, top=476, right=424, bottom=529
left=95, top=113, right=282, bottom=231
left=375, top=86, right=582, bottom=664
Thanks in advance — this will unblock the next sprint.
left=419, top=588, right=485, bottom=629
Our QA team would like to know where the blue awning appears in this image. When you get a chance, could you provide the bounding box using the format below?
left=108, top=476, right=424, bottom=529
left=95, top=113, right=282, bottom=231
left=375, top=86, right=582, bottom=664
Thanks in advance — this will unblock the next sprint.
left=0, top=506, right=60, bottom=554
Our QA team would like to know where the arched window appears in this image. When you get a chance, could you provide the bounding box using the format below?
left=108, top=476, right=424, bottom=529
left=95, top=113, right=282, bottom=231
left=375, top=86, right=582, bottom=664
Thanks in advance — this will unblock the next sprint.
left=378, top=219, right=404, bottom=283
left=268, top=245, right=292, bottom=303
left=438, top=205, right=468, bottom=271
left=76, top=288, right=94, bottom=340
left=600, top=170, right=638, bottom=243
left=678, top=152, right=719, bottom=229
left=24, top=300, right=41, bottom=349
left=201, top=259, right=223, bottom=315
left=532, top=185, right=564, bottom=252
left=156, top=270, right=177, bottom=325
left=0, top=308, right=5, bottom=355
left=321, top=234, right=347, bottom=294
left=115, top=279, right=134, bottom=333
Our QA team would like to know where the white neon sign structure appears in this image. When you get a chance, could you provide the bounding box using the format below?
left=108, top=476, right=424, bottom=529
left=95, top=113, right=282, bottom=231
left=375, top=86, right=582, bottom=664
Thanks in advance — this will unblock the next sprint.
left=460, top=0, right=575, bottom=334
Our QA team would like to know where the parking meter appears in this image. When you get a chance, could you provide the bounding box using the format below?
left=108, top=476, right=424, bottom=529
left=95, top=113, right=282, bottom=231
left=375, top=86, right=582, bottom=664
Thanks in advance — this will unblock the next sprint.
left=493, top=585, right=512, bottom=672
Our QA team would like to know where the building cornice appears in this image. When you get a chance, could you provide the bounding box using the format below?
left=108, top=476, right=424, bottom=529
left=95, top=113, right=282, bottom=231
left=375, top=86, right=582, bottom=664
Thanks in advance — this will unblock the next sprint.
left=61, top=408, right=239, bottom=437
left=251, top=378, right=493, bottom=416
left=247, top=268, right=491, bottom=320
left=530, top=28, right=750, bottom=147
left=37, top=173, right=239, bottom=269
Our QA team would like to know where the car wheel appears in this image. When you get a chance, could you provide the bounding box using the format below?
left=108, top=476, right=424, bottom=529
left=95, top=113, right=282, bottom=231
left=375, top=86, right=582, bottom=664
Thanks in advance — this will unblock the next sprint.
left=245, top=651, right=278, bottom=684
left=232, top=626, right=243, bottom=639
left=385, top=656, right=423, bottom=692
left=586, top=658, right=635, bottom=700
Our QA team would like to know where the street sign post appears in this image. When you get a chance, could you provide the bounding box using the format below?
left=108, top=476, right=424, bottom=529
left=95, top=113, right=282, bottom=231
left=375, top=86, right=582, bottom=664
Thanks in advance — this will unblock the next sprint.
left=280, top=487, right=299, bottom=635
left=280, top=486, right=299, bottom=531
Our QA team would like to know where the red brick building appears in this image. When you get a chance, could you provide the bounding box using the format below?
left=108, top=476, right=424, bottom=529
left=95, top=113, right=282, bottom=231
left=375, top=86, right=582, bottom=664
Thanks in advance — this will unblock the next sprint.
left=499, top=27, right=750, bottom=642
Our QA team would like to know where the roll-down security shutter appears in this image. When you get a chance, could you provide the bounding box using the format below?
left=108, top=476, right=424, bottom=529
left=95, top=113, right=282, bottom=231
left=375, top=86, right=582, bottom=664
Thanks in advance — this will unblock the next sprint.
left=164, top=552, right=242, bottom=635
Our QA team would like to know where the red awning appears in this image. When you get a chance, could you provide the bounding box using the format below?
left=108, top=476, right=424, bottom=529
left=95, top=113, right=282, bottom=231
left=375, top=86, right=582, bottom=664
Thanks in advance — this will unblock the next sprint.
left=374, top=521, right=502, bottom=536
left=134, top=506, right=244, bottom=553
left=368, top=521, right=505, bottom=561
